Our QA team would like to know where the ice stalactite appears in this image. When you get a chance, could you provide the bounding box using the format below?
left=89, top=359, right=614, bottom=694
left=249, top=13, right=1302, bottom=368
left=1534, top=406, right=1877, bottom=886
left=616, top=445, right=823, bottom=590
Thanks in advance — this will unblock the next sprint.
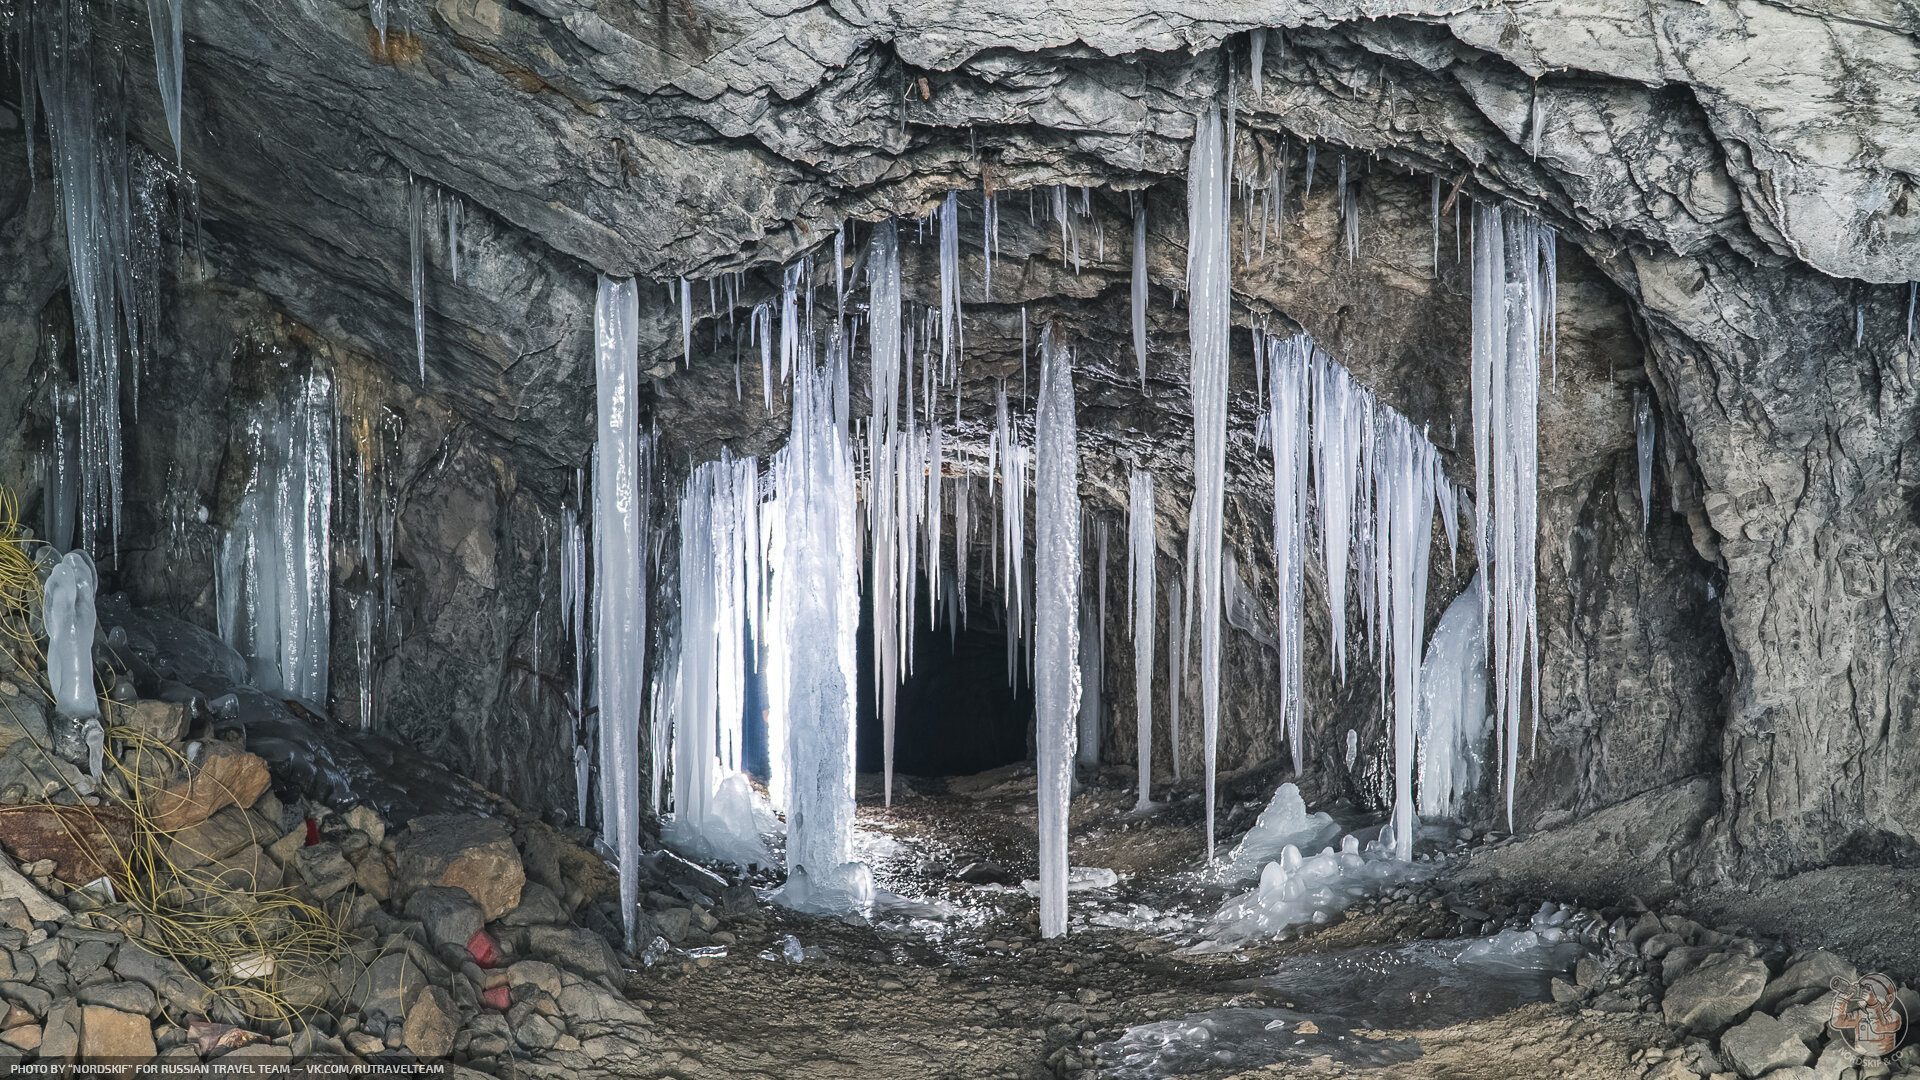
left=1337, top=157, right=1359, bottom=262
left=1185, top=105, right=1233, bottom=861
left=1416, top=574, right=1490, bottom=818
left=665, top=451, right=768, bottom=871
left=1635, top=388, right=1655, bottom=533
left=1128, top=470, right=1156, bottom=808
left=23, top=0, right=164, bottom=560
left=680, top=276, right=694, bottom=368
left=1313, top=347, right=1365, bottom=681
left=145, top=0, right=184, bottom=162
left=408, top=177, right=428, bottom=382
left=1132, top=201, right=1149, bottom=390
left=866, top=222, right=906, bottom=805
left=447, top=197, right=464, bottom=284
left=939, top=191, right=962, bottom=373
left=770, top=347, right=872, bottom=914
left=1265, top=334, right=1310, bottom=772
left=216, top=367, right=334, bottom=705
left=1249, top=28, right=1266, bottom=98
left=1470, top=202, right=1554, bottom=828
left=590, top=276, right=648, bottom=949
left=1034, top=325, right=1082, bottom=940
left=561, top=469, right=592, bottom=818
left=371, top=0, right=388, bottom=44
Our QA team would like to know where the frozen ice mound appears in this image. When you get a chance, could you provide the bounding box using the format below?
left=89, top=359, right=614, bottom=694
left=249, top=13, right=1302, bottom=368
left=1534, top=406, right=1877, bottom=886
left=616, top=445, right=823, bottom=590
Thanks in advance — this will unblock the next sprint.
left=1215, top=782, right=1341, bottom=883
left=1203, top=830, right=1437, bottom=946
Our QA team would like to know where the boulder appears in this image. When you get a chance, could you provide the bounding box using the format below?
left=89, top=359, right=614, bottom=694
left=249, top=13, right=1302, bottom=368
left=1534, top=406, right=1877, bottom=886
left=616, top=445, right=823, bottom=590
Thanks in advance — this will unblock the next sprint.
left=343, top=952, right=428, bottom=1026
left=162, top=808, right=273, bottom=869
left=39, top=1000, right=79, bottom=1062
left=394, top=816, right=524, bottom=921
left=1663, top=953, right=1769, bottom=1033
left=344, top=805, right=386, bottom=848
left=528, top=926, right=621, bottom=987
left=112, top=943, right=212, bottom=1017
left=79, top=1005, right=154, bottom=1074
left=1718, top=1013, right=1812, bottom=1077
left=124, top=701, right=188, bottom=744
left=1760, top=951, right=1856, bottom=1012
left=1777, top=992, right=1837, bottom=1045
left=295, top=843, right=355, bottom=900
left=402, top=984, right=457, bottom=1059
left=0, top=804, right=133, bottom=882
left=0, top=1022, right=39, bottom=1050
left=405, top=887, right=486, bottom=953
left=498, top=881, right=568, bottom=926
left=0, top=854, right=63, bottom=923
left=148, top=743, right=271, bottom=832
left=0, top=695, right=49, bottom=758
left=77, top=983, right=156, bottom=1018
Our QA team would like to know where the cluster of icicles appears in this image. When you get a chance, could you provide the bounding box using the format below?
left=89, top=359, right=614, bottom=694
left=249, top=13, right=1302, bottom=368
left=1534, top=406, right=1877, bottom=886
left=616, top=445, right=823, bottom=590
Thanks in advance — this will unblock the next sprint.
left=572, top=129, right=1559, bottom=948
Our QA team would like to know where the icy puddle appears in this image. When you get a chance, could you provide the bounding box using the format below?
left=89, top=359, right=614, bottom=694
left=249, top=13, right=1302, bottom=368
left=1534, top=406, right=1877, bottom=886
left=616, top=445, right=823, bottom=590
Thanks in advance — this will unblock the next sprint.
left=1100, top=906, right=1591, bottom=1076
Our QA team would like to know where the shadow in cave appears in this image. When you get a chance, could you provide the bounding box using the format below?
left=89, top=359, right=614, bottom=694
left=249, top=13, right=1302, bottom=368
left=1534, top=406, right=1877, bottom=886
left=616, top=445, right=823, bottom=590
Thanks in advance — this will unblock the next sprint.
left=854, top=563, right=1034, bottom=779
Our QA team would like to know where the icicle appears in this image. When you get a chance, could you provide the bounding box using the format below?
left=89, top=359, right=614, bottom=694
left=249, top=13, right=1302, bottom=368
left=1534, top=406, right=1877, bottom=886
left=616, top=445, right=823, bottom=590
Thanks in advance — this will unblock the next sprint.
left=1430, top=176, right=1442, bottom=277
left=1471, top=203, right=1550, bottom=829
left=1128, top=469, right=1156, bottom=809
left=1185, top=104, right=1232, bottom=863
left=409, top=177, right=427, bottom=382
left=867, top=222, right=906, bottom=806
left=447, top=197, right=462, bottom=284
left=1908, top=282, right=1917, bottom=342
left=1374, top=411, right=1437, bottom=862
left=590, top=276, right=648, bottom=949
left=43, top=551, right=100, bottom=721
left=1166, top=579, right=1184, bottom=781
left=1635, top=388, right=1656, bottom=533
left=45, top=385, right=80, bottom=555
left=1855, top=301, right=1866, bottom=348
left=1034, top=325, right=1081, bottom=940
left=371, top=0, right=388, bottom=44
left=1266, top=334, right=1310, bottom=772
left=1249, top=29, right=1266, bottom=98
left=145, top=0, right=184, bottom=163
left=1338, top=157, right=1359, bottom=262
left=1132, top=201, right=1149, bottom=391
left=956, top=474, right=971, bottom=628
left=680, top=276, right=694, bottom=368
left=1529, top=84, right=1545, bottom=159
left=939, top=191, right=961, bottom=372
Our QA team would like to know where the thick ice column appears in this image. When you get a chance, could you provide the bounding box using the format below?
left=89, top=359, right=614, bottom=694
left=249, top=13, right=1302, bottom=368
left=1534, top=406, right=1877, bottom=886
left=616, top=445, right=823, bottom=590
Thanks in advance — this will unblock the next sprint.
left=1186, top=105, right=1233, bottom=862
left=773, top=352, right=861, bottom=895
left=1033, top=325, right=1082, bottom=940
left=1375, top=414, right=1436, bottom=862
left=1166, top=578, right=1184, bottom=780
left=867, top=223, right=905, bottom=805
left=43, top=551, right=99, bottom=720
left=1128, top=469, right=1156, bottom=808
left=591, top=276, right=647, bottom=950
left=1416, top=573, right=1490, bottom=818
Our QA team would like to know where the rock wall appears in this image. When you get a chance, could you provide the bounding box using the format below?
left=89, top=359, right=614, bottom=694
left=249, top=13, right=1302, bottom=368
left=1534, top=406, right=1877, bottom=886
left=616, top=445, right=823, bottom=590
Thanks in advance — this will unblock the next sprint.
left=3, top=0, right=1915, bottom=880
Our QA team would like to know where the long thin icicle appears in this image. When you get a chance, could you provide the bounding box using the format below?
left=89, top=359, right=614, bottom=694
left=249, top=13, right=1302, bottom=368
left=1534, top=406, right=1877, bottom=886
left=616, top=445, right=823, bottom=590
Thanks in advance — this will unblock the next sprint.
left=409, top=177, right=427, bottom=382
left=1634, top=388, right=1655, bottom=533
left=1185, top=105, right=1233, bottom=862
left=1128, top=469, right=1156, bottom=809
left=1132, top=201, right=1149, bottom=390
left=867, top=222, right=906, bottom=805
left=145, top=0, right=184, bottom=163
left=591, top=276, right=646, bottom=950
left=1266, top=334, right=1310, bottom=772
left=1033, top=325, right=1081, bottom=940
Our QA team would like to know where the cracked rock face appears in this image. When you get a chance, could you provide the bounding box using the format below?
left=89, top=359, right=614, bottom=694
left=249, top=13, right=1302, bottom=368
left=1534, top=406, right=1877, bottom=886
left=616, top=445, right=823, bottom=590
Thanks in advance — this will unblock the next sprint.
left=3, top=0, right=1918, bottom=881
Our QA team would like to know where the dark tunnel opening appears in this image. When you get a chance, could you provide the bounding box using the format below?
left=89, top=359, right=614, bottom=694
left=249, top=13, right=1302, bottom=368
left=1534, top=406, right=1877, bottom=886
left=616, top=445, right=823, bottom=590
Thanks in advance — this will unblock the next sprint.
left=853, top=562, right=1034, bottom=778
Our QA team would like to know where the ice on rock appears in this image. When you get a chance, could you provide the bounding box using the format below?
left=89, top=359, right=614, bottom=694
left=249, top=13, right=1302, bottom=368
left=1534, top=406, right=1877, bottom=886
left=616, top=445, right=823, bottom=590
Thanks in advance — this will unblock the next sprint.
left=1634, top=388, right=1656, bottom=533
left=1218, top=782, right=1340, bottom=883
left=1416, top=574, right=1491, bottom=818
left=1204, top=829, right=1436, bottom=945
left=43, top=551, right=100, bottom=721
left=1185, top=105, right=1233, bottom=862
left=1033, top=325, right=1083, bottom=939
left=1021, top=866, right=1117, bottom=897
left=1127, top=468, right=1156, bottom=808
left=774, top=861, right=876, bottom=916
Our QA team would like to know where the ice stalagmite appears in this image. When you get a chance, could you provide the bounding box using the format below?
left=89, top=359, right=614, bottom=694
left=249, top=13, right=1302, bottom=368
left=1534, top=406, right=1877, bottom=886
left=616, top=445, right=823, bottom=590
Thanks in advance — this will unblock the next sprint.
left=1266, top=334, right=1310, bottom=771
left=1128, top=469, right=1156, bottom=809
left=1470, top=202, right=1553, bottom=828
left=145, top=0, right=184, bottom=162
left=43, top=551, right=99, bottom=721
left=770, top=347, right=870, bottom=914
left=215, top=367, right=334, bottom=704
left=1186, top=105, right=1233, bottom=861
left=1416, top=574, right=1490, bottom=818
left=1634, top=388, right=1655, bottom=533
left=1132, top=203, right=1149, bottom=390
left=1033, top=325, right=1082, bottom=940
left=590, top=276, right=647, bottom=949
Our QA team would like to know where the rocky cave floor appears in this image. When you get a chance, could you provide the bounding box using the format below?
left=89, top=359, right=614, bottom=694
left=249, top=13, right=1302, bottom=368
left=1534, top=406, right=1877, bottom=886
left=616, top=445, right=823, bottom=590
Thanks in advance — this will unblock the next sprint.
left=622, top=767, right=1919, bottom=1080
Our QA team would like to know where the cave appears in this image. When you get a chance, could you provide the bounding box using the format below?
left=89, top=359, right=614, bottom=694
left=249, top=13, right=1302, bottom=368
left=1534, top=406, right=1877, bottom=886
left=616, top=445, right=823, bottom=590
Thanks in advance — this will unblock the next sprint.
left=1, top=0, right=1917, bottom=1075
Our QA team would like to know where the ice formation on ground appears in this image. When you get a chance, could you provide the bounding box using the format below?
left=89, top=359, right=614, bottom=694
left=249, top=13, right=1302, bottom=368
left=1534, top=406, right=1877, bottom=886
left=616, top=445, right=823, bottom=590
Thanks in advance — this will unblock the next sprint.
left=1020, top=867, right=1118, bottom=897
left=1216, top=783, right=1341, bottom=883
left=1416, top=574, right=1491, bottom=818
left=1204, top=830, right=1438, bottom=945
left=43, top=550, right=99, bottom=721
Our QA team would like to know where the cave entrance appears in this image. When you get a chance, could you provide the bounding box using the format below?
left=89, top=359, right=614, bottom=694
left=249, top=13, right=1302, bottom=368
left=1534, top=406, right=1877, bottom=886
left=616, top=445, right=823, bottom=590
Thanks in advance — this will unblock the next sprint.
left=854, top=564, right=1033, bottom=779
